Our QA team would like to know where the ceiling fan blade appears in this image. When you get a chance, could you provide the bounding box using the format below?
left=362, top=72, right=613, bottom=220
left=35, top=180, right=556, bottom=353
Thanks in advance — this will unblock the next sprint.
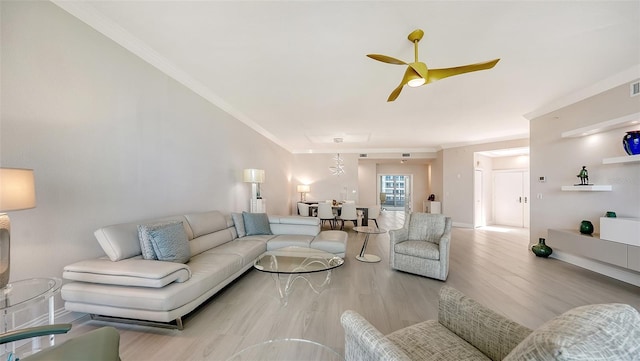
left=387, top=84, right=404, bottom=102
left=387, top=66, right=418, bottom=102
left=367, top=54, right=407, bottom=65
left=425, top=59, right=500, bottom=84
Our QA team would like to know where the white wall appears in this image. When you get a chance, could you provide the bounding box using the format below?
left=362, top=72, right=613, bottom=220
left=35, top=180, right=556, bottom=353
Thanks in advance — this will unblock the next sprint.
left=291, top=153, right=359, bottom=210
left=530, top=80, right=640, bottom=241
left=0, top=2, right=292, bottom=282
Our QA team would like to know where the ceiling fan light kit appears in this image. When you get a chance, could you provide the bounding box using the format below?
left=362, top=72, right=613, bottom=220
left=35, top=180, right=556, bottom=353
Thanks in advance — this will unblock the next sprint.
left=367, top=29, right=500, bottom=101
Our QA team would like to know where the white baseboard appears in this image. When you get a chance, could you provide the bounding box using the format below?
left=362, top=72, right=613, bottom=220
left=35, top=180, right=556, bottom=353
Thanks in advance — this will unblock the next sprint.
left=453, top=222, right=474, bottom=228
left=550, top=250, right=640, bottom=287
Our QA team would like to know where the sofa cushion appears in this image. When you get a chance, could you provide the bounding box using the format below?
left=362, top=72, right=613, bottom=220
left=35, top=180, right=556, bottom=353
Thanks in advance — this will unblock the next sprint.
left=95, top=215, right=191, bottom=262
left=242, top=212, right=272, bottom=236
left=63, top=257, right=191, bottom=287
left=266, top=234, right=314, bottom=250
left=504, top=303, right=640, bottom=361
left=387, top=320, right=491, bottom=361
left=140, top=221, right=191, bottom=263
left=269, top=215, right=320, bottom=236
left=395, top=240, right=439, bottom=260
left=311, top=230, right=348, bottom=256
left=184, top=211, right=229, bottom=238
left=231, top=213, right=246, bottom=238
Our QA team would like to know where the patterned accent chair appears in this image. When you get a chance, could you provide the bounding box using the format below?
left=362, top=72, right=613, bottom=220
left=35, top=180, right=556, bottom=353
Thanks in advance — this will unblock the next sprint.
left=341, top=286, right=640, bottom=361
left=389, top=212, right=451, bottom=280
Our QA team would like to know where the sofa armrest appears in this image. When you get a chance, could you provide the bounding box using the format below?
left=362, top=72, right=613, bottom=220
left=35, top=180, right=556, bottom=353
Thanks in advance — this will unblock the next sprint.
left=438, top=286, right=532, bottom=361
left=63, top=257, right=191, bottom=288
left=340, top=311, right=411, bottom=361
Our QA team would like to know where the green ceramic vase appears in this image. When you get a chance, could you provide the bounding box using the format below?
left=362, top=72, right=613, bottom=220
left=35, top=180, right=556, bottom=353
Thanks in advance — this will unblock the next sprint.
left=579, top=220, right=594, bottom=235
left=532, top=238, right=553, bottom=258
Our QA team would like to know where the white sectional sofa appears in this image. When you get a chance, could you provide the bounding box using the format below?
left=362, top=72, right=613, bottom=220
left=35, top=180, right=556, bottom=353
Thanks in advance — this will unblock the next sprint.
left=61, top=210, right=347, bottom=329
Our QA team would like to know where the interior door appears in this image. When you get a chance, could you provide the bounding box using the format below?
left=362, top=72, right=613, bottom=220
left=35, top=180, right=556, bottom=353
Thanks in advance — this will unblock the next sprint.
left=494, top=171, right=529, bottom=227
left=474, top=169, right=485, bottom=227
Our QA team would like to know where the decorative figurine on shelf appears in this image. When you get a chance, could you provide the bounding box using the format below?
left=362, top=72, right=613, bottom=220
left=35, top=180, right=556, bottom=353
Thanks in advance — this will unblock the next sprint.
left=428, top=194, right=435, bottom=201
left=576, top=166, right=590, bottom=185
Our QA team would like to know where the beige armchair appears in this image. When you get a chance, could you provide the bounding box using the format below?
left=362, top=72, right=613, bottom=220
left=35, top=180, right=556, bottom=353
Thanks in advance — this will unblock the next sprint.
left=341, top=286, right=640, bottom=361
left=389, top=212, right=451, bottom=280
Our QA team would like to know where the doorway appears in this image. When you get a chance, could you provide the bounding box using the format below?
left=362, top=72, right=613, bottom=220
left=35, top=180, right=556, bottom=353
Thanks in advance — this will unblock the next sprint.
left=379, top=174, right=412, bottom=211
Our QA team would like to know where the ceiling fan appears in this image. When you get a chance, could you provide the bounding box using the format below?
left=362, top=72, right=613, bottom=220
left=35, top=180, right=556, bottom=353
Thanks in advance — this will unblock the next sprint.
left=367, top=29, right=500, bottom=102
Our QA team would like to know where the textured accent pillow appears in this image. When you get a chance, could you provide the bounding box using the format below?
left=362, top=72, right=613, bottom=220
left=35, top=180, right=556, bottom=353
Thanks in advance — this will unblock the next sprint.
left=138, top=221, right=191, bottom=263
left=504, top=303, right=640, bottom=361
left=231, top=213, right=246, bottom=238
left=242, top=212, right=272, bottom=236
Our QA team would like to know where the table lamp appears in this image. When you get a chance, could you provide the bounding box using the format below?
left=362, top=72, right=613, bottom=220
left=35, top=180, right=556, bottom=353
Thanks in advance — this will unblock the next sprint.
left=0, top=168, right=36, bottom=288
left=297, top=185, right=310, bottom=201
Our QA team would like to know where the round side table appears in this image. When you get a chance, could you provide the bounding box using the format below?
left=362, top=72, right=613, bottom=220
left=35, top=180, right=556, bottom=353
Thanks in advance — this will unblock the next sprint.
left=353, top=226, right=387, bottom=263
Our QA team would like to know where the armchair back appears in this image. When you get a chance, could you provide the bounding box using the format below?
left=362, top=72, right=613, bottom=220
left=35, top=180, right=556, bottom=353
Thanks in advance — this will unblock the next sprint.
left=407, top=213, right=450, bottom=244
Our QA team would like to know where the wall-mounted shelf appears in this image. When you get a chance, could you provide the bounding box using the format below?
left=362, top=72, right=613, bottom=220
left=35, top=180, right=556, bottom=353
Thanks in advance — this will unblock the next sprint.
left=561, top=185, right=612, bottom=191
left=560, top=112, right=640, bottom=138
left=602, top=154, right=640, bottom=164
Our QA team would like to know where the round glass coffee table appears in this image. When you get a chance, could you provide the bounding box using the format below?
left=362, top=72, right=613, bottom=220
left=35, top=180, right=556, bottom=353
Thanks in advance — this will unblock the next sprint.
left=226, top=338, right=342, bottom=361
left=254, top=246, right=344, bottom=305
left=353, top=226, right=387, bottom=263
left=0, top=278, right=62, bottom=356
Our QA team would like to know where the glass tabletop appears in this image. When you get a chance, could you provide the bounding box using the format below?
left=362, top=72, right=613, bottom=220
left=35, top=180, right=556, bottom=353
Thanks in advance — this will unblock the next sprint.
left=226, top=338, right=342, bottom=361
left=0, top=278, right=62, bottom=313
left=254, top=247, right=344, bottom=275
left=353, top=226, right=387, bottom=234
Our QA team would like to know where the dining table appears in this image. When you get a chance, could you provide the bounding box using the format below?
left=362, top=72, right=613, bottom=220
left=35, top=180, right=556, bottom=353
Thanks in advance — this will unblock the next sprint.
left=300, top=202, right=370, bottom=226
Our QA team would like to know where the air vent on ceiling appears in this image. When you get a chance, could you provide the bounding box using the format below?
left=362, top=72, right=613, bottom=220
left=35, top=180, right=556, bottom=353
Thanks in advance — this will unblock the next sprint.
left=631, top=81, right=640, bottom=97
left=359, top=154, right=368, bottom=158
left=402, top=153, right=411, bottom=157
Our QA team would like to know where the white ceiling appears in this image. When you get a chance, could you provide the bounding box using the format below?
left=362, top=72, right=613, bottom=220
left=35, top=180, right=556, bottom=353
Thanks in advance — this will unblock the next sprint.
left=53, top=1, right=640, bottom=155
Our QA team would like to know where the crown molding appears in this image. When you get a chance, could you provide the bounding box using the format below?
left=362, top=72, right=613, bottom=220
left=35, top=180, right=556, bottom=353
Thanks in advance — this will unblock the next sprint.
left=524, top=65, right=640, bottom=120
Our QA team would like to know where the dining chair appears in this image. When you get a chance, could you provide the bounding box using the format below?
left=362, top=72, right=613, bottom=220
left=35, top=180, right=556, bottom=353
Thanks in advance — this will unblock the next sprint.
left=338, top=202, right=358, bottom=230
left=318, top=203, right=336, bottom=229
left=367, top=205, right=381, bottom=228
left=297, top=202, right=310, bottom=217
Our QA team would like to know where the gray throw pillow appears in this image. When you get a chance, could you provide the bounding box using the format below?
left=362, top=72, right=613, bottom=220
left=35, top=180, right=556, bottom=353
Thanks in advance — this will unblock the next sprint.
left=231, top=212, right=246, bottom=238
left=138, top=221, right=191, bottom=263
left=242, top=212, right=272, bottom=236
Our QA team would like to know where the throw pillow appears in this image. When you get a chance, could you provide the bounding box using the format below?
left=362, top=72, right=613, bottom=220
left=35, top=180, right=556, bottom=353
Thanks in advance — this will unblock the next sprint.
left=138, top=221, right=191, bottom=263
left=242, top=212, right=272, bottom=236
left=137, top=221, right=179, bottom=260
left=503, top=303, right=640, bottom=361
left=231, top=212, right=246, bottom=238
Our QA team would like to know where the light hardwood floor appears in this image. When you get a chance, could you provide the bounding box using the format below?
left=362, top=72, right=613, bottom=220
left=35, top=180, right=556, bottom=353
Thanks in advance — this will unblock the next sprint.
left=66, top=211, right=639, bottom=360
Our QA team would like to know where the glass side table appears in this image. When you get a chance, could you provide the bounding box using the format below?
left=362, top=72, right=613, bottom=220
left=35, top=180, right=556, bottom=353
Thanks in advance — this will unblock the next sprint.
left=226, top=338, right=343, bottom=361
left=353, top=226, right=387, bottom=263
left=0, top=278, right=62, bottom=357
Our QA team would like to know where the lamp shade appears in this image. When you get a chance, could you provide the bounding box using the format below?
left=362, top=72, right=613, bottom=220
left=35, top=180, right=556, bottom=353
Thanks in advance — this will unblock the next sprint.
left=243, top=169, right=265, bottom=183
left=297, top=185, right=310, bottom=193
left=0, top=168, right=36, bottom=212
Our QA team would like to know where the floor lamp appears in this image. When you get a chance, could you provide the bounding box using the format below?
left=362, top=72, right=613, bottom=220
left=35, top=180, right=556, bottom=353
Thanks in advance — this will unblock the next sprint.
left=243, top=169, right=265, bottom=213
left=0, top=168, right=36, bottom=289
